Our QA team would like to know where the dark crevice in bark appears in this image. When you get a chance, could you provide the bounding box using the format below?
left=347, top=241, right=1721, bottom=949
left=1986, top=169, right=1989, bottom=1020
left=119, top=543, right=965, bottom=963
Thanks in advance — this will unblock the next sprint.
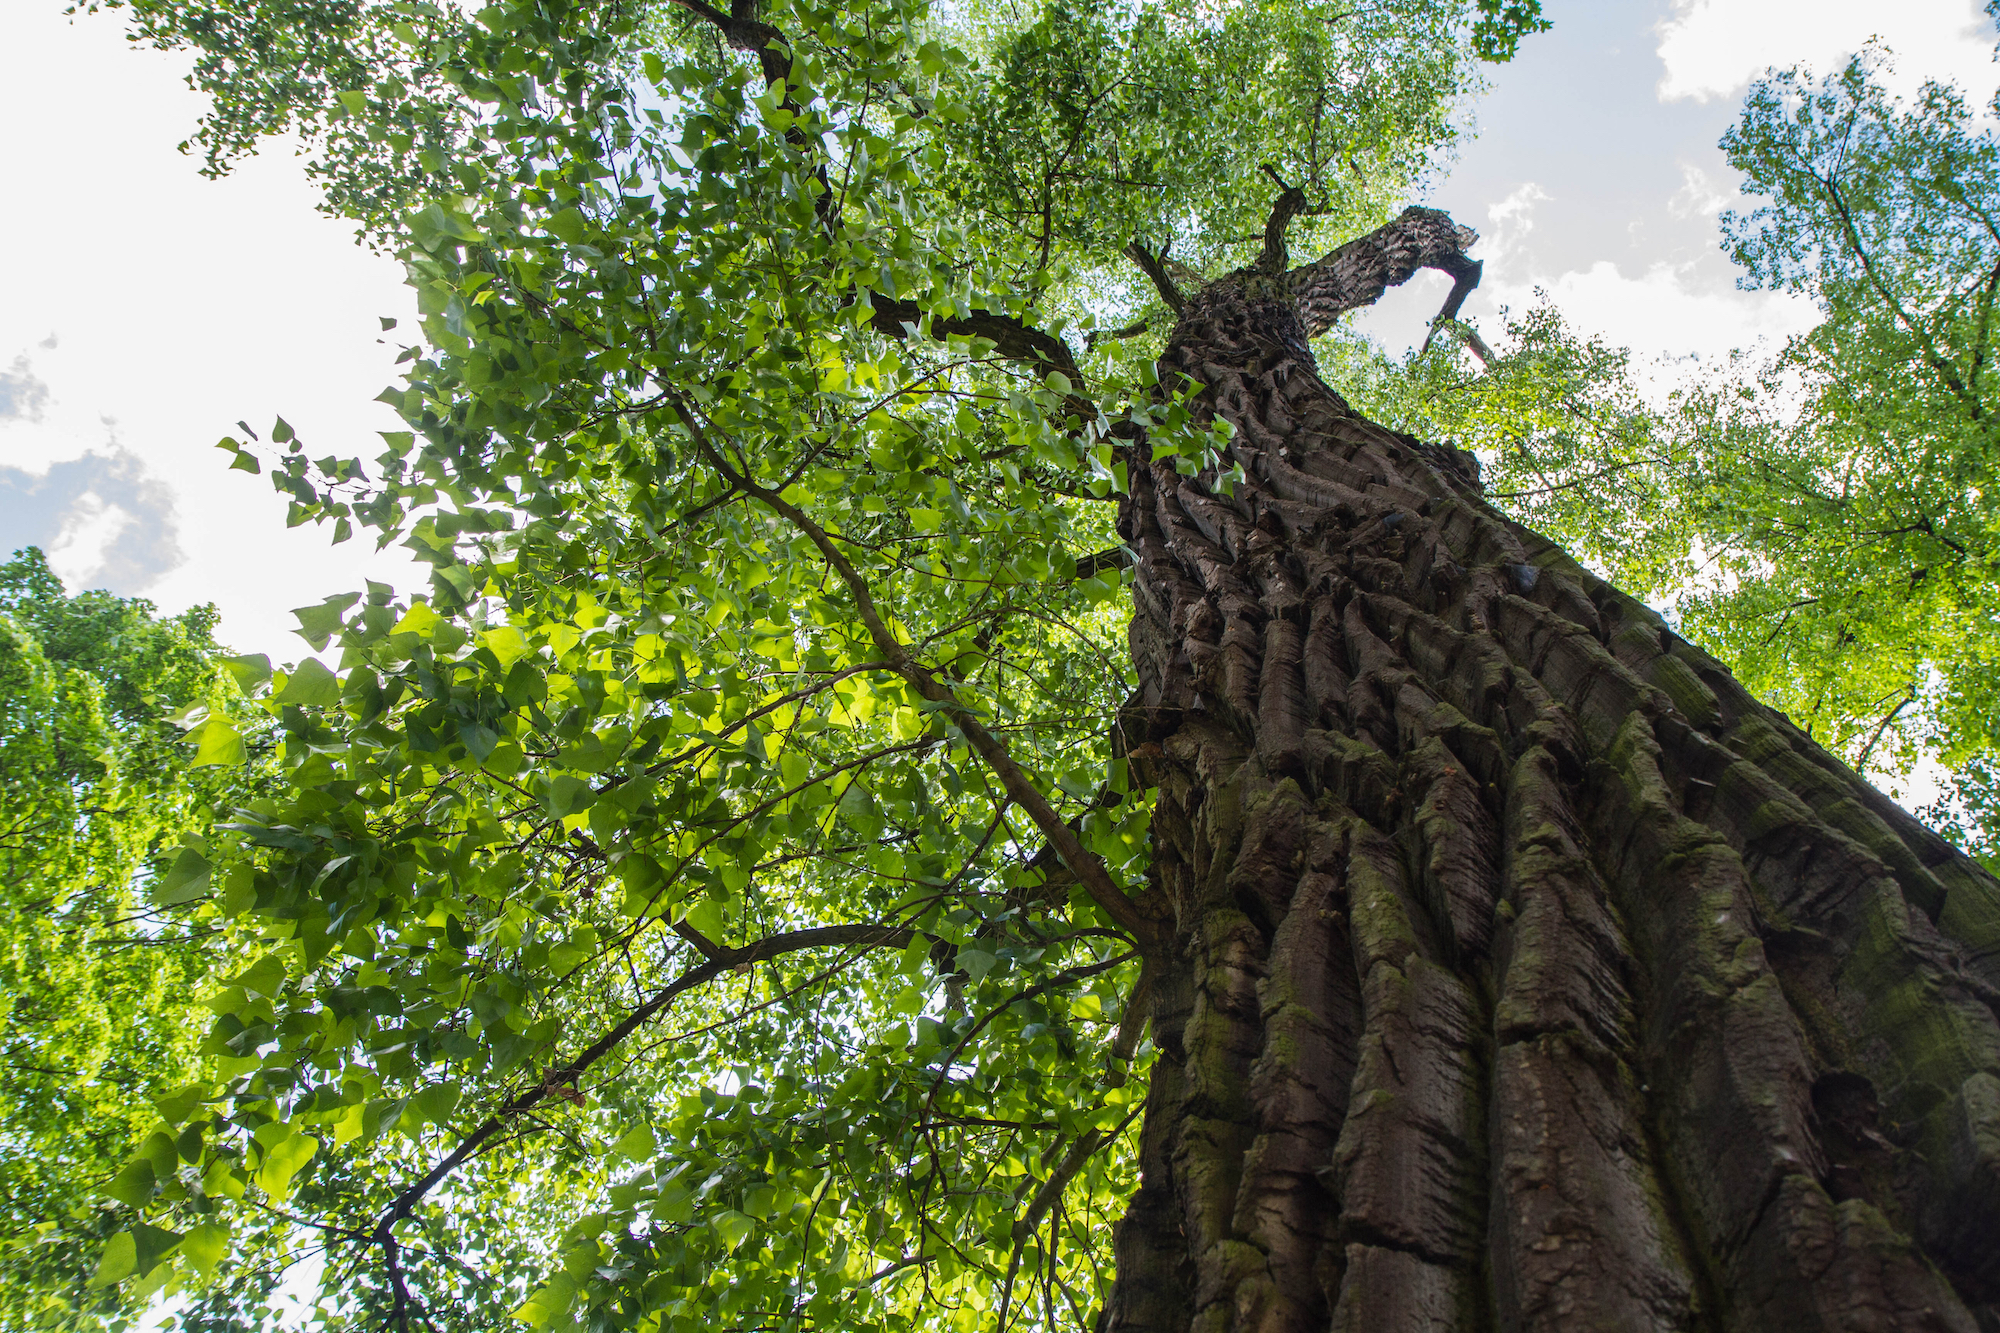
left=1099, top=209, right=2000, bottom=1333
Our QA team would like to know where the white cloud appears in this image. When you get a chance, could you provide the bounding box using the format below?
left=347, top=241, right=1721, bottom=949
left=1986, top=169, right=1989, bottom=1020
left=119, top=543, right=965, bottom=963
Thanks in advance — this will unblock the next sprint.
left=1475, top=183, right=1816, bottom=368
left=1668, top=162, right=1732, bottom=220
left=1479, top=182, right=1551, bottom=271
left=0, top=447, right=184, bottom=594
left=1497, top=257, right=1816, bottom=366
left=45, top=492, right=138, bottom=592
left=0, top=354, right=51, bottom=423
left=1656, top=0, right=1996, bottom=104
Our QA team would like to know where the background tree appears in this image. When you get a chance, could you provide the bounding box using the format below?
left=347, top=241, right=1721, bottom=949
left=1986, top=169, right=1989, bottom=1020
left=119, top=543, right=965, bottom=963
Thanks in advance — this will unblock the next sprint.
left=0, top=549, right=254, bottom=1329
left=61, top=1, right=2000, bottom=1332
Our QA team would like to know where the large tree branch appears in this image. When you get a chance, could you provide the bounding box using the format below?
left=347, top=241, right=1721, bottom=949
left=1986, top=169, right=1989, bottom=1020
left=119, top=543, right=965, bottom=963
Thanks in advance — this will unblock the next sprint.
left=1124, top=241, right=1186, bottom=314
left=867, top=297, right=1082, bottom=385
left=1255, top=166, right=1311, bottom=275
left=662, top=0, right=835, bottom=227
left=1285, top=205, right=1484, bottom=340
left=666, top=0, right=792, bottom=108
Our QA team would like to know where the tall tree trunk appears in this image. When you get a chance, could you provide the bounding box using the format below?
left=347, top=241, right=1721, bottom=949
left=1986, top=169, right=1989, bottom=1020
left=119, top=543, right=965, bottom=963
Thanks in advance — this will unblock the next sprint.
left=1104, top=212, right=2000, bottom=1333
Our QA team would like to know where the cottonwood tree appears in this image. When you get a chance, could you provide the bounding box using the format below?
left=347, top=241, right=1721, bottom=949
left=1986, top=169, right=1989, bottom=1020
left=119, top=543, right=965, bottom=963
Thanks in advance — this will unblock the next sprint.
left=74, top=0, right=2000, bottom=1330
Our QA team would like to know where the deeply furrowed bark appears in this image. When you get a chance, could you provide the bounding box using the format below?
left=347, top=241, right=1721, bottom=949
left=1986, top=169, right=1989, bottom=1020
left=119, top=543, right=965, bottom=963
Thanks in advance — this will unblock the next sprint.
left=1100, top=210, right=2000, bottom=1333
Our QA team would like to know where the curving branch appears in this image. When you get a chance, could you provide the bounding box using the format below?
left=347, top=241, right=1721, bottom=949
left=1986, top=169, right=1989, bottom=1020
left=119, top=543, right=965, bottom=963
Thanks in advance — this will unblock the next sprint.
left=993, top=1100, right=1145, bottom=1333
left=1254, top=165, right=1311, bottom=275
left=867, top=297, right=1082, bottom=386
left=679, top=406, right=1166, bottom=951
left=1123, top=240, right=1186, bottom=314
left=363, top=921, right=920, bottom=1282
left=1285, top=204, right=1485, bottom=340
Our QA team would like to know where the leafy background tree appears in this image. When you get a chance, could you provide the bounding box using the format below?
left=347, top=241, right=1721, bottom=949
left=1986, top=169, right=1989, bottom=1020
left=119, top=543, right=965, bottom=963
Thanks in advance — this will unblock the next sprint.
left=0, top=548, right=257, bottom=1329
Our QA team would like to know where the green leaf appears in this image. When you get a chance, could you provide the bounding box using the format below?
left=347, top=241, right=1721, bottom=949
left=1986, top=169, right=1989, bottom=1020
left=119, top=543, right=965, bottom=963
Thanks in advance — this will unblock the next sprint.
left=684, top=896, right=726, bottom=940
left=87, top=1232, right=136, bottom=1289
left=711, top=1209, right=755, bottom=1252
left=221, top=652, right=273, bottom=691
left=392, top=601, right=443, bottom=637
left=838, top=783, right=883, bottom=840
left=255, top=1132, right=319, bottom=1200
left=104, top=1158, right=156, bottom=1208
left=88, top=1223, right=182, bottom=1289
left=410, top=202, right=483, bottom=252
left=189, top=714, right=246, bottom=767
left=460, top=721, right=500, bottom=760
left=132, top=1224, right=182, bottom=1278
left=512, top=1273, right=578, bottom=1326
left=293, top=593, right=361, bottom=650
left=275, top=658, right=342, bottom=707
left=181, top=1222, right=229, bottom=1278
left=410, top=1081, right=462, bottom=1127
left=609, top=1124, right=656, bottom=1161
left=155, top=848, right=212, bottom=905
left=546, top=207, right=589, bottom=244
left=231, top=952, right=288, bottom=1001
left=481, top=625, right=532, bottom=669
left=544, top=774, right=595, bottom=817
left=153, top=1084, right=211, bottom=1126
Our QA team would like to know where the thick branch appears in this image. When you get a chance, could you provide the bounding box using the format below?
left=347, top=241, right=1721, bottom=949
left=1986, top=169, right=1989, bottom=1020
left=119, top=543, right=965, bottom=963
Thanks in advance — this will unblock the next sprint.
left=1123, top=241, right=1186, bottom=314
left=867, top=297, right=1081, bottom=385
left=667, top=0, right=791, bottom=107
left=1286, top=204, right=1484, bottom=339
left=664, top=0, right=835, bottom=227
left=1086, top=317, right=1151, bottom=350
left=1255, top=167, right=1309, bottom=275
left=1073, top=546, right=1134, bottom=581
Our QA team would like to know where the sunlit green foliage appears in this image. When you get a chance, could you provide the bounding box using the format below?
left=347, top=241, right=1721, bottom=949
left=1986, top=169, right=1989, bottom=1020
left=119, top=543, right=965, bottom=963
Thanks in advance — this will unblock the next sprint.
left=63, top=0, right=1547, bottom=1328
left=0, top=550, right=249, bottom=1329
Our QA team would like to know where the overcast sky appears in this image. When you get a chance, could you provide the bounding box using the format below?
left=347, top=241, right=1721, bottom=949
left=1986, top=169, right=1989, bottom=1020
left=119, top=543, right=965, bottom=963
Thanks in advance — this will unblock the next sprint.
left=2, top=0, right=1998, bottom=662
